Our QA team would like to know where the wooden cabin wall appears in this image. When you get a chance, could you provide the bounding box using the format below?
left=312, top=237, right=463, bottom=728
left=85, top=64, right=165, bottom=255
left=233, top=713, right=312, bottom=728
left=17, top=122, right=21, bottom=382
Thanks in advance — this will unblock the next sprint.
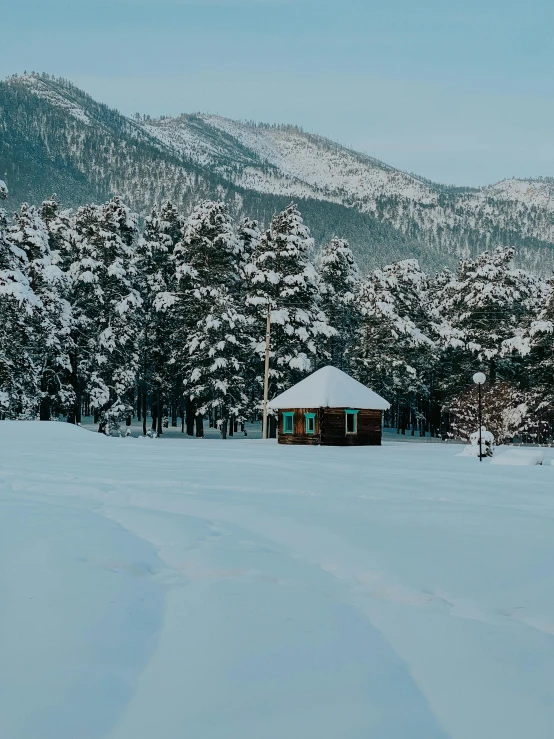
left=277, top=408, right=320, bottom=445
left=320, top=409, right=382, bottom=446
left=277, top=408, right=382, bottom=446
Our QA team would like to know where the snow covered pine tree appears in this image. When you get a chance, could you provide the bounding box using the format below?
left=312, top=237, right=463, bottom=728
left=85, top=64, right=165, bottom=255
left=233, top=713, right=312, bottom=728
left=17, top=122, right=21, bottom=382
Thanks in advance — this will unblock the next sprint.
left=503, top=276, right=554, bottom=442
left=172, top=201, right=250, bottom=437
left=136, top=201, right=183, bottom=435
left=186, top=285, right=250, bottom=438
left=245, top=203, right=335, bottom=419
left=237, top=216, right=261, bottom=285
left=71, top=197, right=141, bottom=434
left=318, top=237, right=361, bottom=370
left=353, top=260, right=435, bottom=434
left=0, top=184, right=42, bottom=417
left=11, top=199, right=75, bottom=419
left=437, top=247, right=541, bottom=386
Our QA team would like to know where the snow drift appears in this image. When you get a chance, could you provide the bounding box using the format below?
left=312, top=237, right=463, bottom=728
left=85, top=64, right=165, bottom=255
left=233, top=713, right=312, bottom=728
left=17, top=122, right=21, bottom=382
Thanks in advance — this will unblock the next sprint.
left=491, top=449, right=545, bottom=466
left=1, top=421, right=554, bottom=739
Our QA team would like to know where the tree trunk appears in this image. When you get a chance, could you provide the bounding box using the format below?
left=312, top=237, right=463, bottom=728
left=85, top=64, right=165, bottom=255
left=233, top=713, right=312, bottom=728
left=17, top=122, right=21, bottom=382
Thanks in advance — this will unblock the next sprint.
left=75, top=379, right=82, bottom=425
left=195, top=414, right=204, bottom=438
left=228, top=416, right=234, bottom=437
left=142, top=391, right=147, bottom=436
left=151, top=398, right=157, bottom=431
left=185, top=396, right=195, bottom=436
left=171, top=398, right=177, bottom=427
left=67, top=351, right=78, bottom=424
left=39, top=368, right=50, bottom=421
left=221, top=418, right=228, bottom=439
left=157, top=391, right=163, bottom=435
left=98, top=404, right=108, bottom=435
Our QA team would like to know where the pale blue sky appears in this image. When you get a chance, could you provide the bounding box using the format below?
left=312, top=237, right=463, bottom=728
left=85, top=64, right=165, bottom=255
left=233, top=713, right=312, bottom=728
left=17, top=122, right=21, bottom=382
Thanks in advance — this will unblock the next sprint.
left=2, top=0, right=553, bottom=185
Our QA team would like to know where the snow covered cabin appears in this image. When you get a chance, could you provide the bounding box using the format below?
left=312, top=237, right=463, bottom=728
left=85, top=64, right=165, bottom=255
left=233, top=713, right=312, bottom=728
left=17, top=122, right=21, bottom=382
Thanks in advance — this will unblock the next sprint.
left=269, top=366, right=390, bottom=446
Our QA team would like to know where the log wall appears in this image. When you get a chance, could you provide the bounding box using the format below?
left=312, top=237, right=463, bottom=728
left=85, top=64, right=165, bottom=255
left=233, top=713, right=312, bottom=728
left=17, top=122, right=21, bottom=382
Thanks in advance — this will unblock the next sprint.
left=277, top=407, right=321, bottom=446
left=277, top=408, right=382, bottom=446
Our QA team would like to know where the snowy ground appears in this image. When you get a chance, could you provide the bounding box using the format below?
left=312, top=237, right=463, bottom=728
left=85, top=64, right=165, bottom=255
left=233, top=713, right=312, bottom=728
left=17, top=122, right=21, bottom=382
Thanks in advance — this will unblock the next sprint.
left=1, top=423, right=554, bottom=739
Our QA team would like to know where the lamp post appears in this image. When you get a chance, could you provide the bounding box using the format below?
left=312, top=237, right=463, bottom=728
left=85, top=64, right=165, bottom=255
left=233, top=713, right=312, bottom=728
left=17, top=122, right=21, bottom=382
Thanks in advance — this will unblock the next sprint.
left=473, top=372, right=486, bottom=461
left=262, top=300, right=271, bottom=440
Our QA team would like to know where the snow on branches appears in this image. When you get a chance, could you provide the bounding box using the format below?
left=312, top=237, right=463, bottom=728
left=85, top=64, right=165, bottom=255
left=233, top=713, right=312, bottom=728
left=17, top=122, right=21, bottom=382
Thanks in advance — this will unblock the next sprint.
left=0, top=188, right=553, bottom=443
left=246, top=203, right=335, bottom=398
left=70, top=197, right=141, bottom=433
left=353, top=259, right=435, bottom=401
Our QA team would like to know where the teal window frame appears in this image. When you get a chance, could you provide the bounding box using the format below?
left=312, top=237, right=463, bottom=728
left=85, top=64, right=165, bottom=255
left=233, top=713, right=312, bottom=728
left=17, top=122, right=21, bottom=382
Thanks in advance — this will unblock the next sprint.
left=283, top=412, right=295, bottom=434
left=304, top=412, right=316, bottom=435
left=345, top=409, right=359, bottom=434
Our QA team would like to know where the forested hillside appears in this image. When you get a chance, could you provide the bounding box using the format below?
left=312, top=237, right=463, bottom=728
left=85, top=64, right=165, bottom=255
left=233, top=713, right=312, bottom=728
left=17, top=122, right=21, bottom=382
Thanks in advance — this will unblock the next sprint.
left=2, top=73, right=554, bottom=272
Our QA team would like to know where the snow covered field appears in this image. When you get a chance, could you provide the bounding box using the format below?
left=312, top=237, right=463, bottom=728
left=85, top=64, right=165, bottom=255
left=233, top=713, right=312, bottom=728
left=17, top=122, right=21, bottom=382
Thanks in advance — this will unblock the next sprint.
left=1, top=423, right=554, bottom=739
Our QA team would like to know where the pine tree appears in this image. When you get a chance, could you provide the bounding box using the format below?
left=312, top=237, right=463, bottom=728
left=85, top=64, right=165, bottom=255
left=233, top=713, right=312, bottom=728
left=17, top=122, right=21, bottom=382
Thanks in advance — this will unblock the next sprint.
left=246, top=203, right=334, bottom=405
left=502, top=278, right=554, bottom=440
left=40, top=197, right=75, bottom=415
left=318, top=237, right=361, bottom=369
left=237, top=216, right=261, bottom=285
left=184, top=285, right=250, bottom=437
left=353, top=259, right=435, bottom=433
left=426, top=245, right=546, bottom=437
left=237, top=217, right=263, bottom=415
left=171, top=201, right=244, bottom=436
left=438, top=247, right=540, bottom=384
left=39, top=194, right=77, bottom=412
left=136, top=201, right=183, bottom=435
left=449, top=381, right=528, bottom=445
left=71, top=197, right=141, bottom=433
left=0, top=192, right=41, bottom=417
left=525, top=282, right=554, bottom=403
left=174, top=200, right=241, bottom=289
left=9, top=202, right=73, bottom=419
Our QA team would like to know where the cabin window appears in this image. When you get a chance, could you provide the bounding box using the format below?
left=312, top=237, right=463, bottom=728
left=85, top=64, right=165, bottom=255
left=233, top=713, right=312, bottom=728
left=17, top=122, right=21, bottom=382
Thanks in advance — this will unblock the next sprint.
left=345, top=409, right=359, bottom=434
left=283, top=412, right=294, bottom=434
left=304, top=413, right=316, bottom=435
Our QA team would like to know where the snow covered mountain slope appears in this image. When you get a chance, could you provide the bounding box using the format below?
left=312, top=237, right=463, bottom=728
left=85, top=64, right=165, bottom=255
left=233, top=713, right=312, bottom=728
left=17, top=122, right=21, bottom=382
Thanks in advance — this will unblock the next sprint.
left=2, top=73, right=554, bottom=272
left=483, top=178, right=554, bottom=208
left=143, top=113, right=436, bottom=206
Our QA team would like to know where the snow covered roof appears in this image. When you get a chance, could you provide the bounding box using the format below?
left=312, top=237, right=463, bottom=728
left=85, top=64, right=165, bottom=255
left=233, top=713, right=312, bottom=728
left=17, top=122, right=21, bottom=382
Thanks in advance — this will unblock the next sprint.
left=269, top=366, right=390, bottom=410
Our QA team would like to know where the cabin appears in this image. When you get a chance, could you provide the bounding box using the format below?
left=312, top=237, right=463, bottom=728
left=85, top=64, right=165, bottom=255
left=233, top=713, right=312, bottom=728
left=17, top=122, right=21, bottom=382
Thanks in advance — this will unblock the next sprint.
left=269, top=366, right=390, bottom=446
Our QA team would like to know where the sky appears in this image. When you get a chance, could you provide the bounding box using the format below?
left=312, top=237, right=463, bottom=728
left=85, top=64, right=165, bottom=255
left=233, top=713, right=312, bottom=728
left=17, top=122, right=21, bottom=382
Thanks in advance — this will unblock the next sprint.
left=2, top=0, right=554, bottom=186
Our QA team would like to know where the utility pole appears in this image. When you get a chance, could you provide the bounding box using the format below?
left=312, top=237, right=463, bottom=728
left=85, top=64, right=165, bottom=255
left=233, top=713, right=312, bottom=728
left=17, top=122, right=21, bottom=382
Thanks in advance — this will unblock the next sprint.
left=262, top=300, right=271, bottom=439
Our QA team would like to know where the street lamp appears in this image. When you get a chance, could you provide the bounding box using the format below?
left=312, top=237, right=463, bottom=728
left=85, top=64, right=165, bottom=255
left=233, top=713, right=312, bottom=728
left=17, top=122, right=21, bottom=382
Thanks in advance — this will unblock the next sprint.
left=473, top=372, right=486, bottom=461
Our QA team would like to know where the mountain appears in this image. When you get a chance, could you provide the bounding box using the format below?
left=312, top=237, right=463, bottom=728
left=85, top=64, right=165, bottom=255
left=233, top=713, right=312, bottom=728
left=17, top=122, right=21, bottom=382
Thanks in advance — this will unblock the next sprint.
left=2, top=72, right=554, bottom=272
